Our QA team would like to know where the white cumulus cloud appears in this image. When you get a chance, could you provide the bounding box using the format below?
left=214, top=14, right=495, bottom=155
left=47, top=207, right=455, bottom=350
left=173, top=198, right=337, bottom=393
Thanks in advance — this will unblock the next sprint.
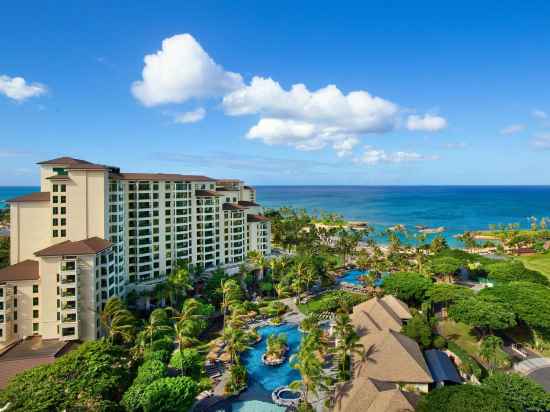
left=532, top=109, right=548, bottom=120
left=0, top=75, right=47, bottom=101
left=354, top=146, right=438, bottom=165
left=131, top=34, right=243, bottom=107
left=174, top=107, right=206, bottom=124
left=225, top=76, right=399, bottom=153
left=132, top=33, right=447, bottom=157
left=500, top=124, right=526, bottom=135
left=406, top=114, right=447, bottom=131
left=532, top=132, right=550, bottom=150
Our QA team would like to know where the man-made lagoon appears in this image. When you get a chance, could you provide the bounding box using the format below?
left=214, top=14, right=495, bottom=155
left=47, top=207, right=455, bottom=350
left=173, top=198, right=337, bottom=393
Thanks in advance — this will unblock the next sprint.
left=242, top=323, right=302, bottom=392
left=337, top=269, right=387, bottom=287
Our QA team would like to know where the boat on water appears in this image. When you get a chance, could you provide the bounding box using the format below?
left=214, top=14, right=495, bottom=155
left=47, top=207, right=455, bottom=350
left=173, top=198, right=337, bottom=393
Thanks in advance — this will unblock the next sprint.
left=418, top=226, right=446, bottom=234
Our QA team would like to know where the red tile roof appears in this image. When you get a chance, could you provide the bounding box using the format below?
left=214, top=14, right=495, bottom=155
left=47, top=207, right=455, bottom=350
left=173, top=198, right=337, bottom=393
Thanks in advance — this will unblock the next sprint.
left=0, top=337, right=77, bottom=389
left=112, top=173, right=215, bottom=182
left=196, top=190, right=222, bottom=197
left=0, top=260, right=39, bottom=282
left=37, top=157, right=108, bottom=170
left=7, top=192, right=50, bottom=203
left=223, top=203, right=247, bottom=211
left=247, top=214, right=270, bottom=223
left=35, top=237, right=111, bottom=257
left=238, top=200, right=260, bottom=207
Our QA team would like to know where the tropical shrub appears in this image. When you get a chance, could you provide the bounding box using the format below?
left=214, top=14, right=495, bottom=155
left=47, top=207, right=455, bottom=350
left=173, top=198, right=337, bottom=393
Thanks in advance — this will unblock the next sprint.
left=381, top=272, right=432, bottom=304
left=483, top=372, right=550, bottom=412
left=169, top=348, right=203, bottom=379
left=402, top=314, right=433, bottom=348
left=140, top=377, right=199, bottom=412
left=484, top=261, right=548, bottom=286
left=417, top=384, right=507, bottom=412
left=0, top=341, right=133, bottom=411
left=447, top=341, right=483, bottom=379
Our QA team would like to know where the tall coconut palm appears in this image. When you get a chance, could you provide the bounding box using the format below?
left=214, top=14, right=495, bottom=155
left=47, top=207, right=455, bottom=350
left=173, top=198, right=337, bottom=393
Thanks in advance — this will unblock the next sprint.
left=167, top=262, right=193, bottom=306
left=100, top=297, right=136, bottom=344
left=222, top=327, right=250, bottom=365
left=221, top=279, right=243, bottom=329
left=334, top=313, right=364, bottom=379
left=290, top=334, right=330, bottom=409
left=142, top=308, right=173, bottom=348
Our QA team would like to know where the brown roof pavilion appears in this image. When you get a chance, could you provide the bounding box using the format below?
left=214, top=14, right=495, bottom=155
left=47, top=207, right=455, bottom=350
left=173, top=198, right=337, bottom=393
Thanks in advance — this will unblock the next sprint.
left=35, top=237, right=111, bottom=257
left=0, top=260, right=39, bottom=282
left=7, top=192, right=50, bottom=203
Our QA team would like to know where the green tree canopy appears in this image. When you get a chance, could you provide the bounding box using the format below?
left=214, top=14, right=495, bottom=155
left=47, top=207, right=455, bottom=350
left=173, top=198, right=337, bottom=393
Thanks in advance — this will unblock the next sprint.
left=0, top=341, right=133, bottom=411
left=426, top=283, right=474, bottom=306
left=480, top=281, right=550, bottom=334
left=448, top=297, right=516, bottom=334
left=140, top=376, right=199, bottom=412
left=427, top=256, right=463, bottom=281
left=417, top=384, right=508, bottom=412
left=381, top=272, right=433, bottom=304
left=402, top=313, right=432, bottom=348
left=483, top=372, right=550, bottom=412
left=484, top=260, right=549, bottom=286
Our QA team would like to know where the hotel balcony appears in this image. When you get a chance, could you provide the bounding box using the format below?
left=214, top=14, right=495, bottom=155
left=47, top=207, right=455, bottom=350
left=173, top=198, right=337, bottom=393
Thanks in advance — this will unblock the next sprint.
left=60, top=326, right=79, bottom=341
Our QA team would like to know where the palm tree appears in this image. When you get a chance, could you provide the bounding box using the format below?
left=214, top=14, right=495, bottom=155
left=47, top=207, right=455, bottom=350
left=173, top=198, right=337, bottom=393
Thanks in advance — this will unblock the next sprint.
left=293, top=260, right=313, bottom=304
left=290, top=334, right=330, bottom=410
left=100, top=297, right=136, bottom=344
left=142, top=308, right=173, bottom=348
left=221, top=279, right=243, bottom=329
left=222, top=327, right=250, bottom=365
left=167, top=261, right=193, bottom=306
left=333, top=312, right=364, bottom=379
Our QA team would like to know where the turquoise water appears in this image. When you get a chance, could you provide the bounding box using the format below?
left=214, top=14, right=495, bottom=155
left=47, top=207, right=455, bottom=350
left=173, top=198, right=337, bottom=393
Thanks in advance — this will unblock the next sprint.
left=242, top=323, right=302, bottom=393
left=256, top=186, right=550, bottom=246
left=337, top=269, right=387, bottom=286
left=0, top=186, right=39, bottom=209
left=4, top=185, right=550, bottom=247
left=338, top=269, right=368, bottom=285
left=231, top=400, right=285, bottom=412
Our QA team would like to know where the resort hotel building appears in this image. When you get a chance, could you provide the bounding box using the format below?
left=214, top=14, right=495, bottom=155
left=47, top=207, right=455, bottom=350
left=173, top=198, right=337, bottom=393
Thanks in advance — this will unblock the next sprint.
left=0, top=157, right=271, bottom=349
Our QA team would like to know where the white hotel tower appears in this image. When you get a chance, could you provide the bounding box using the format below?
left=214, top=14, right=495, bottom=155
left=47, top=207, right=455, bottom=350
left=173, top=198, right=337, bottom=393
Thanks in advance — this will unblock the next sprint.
left=0, top=157, right=271, bottom=348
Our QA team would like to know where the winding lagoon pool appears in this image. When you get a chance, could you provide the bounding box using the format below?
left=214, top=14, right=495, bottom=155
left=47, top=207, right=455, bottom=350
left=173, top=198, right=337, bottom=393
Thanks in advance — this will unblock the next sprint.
left=337, top=269, right=388, bottom=287
left=242, top=323, right=302, bottom=392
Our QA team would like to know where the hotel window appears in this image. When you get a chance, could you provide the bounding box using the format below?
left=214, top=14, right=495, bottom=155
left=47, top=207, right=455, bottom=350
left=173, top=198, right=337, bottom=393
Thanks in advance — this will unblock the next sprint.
left=53, top=184, right=58, bottom=192
left=32, top=323, right=39, bottom=333
left=61, top=207, right=66, bottom=214
left=53, top=196, right=58, bottom=203
left=53, top=218, right=58, bottom=226
left=33, top=285, right=39, bottom=293
left=53, top=207, right=58, bottom=214
left=60, top=196, right=66, bottom=203
left=60, top=184, right=66, bottom=192
left=13, top=324, right=17, bottom=333
left=61, top=230, right=66, bottom=237
left=33, top=310, right=39, bottom=318
left=33, top=297, right=39, bottom=306
left=53, top=230, right=59, bottom=238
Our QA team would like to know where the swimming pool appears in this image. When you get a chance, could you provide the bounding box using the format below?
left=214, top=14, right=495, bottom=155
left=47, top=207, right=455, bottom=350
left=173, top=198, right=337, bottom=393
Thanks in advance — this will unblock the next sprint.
left=241, top=323, right=302, bottom=392
left=337, top=269, right=388, bottom=287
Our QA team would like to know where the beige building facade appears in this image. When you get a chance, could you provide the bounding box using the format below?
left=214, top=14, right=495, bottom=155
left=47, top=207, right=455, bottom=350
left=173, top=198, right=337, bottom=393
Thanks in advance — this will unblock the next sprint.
left=0, top=157, right=271, bottom=349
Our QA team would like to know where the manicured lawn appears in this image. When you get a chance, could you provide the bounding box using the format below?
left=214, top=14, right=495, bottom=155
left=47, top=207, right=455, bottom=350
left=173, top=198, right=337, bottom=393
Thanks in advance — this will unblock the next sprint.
left=517, top=254, right=550, bottom=280
left=438, top=319, right=511, bottom=369
left=438, top=319, right=480, bottom=358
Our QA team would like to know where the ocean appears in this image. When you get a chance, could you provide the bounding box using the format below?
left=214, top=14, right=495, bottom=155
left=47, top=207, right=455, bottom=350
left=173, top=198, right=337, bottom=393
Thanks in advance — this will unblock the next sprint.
left=3, top=185, right=550, bottom=246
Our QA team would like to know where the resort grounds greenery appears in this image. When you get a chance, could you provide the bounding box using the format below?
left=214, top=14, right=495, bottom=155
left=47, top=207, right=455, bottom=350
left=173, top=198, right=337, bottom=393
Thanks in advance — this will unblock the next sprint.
left=518, top=253, right=550, bottom=280
left=2, top=207, right=550, bottom=411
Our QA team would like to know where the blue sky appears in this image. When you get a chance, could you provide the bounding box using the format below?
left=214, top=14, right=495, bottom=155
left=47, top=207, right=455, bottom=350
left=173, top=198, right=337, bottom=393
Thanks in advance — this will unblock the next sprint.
left=1, top=0, right=550, bottom=185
